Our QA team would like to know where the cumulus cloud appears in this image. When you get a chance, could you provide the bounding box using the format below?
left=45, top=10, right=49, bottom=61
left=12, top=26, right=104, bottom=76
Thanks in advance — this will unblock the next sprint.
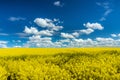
left=72, top=32, right=80, bottom=37
left=23, top=34, right=120, bottom=47
left=53, top=1, right=63, bottom=7
left=60, top=22, right=103, bottom=39
left=24, top=35, right=54, bottom=47
left=118, top=34, right=120, bottom=37
left=8, top=17, right=25, bottom=21
left=95, top=37, right=118, bottom=46
left=23, top=18, right=64, bottom=47
left=24, top=26, right=53, bottom=36
left=71, top=38, right=95, bottom=47
left=80, top=28, right=94, bottom=35
left=78, top=22, right=104, bottom=35
left=61, top=33, right=75, bottom=39
left=34, top=18, right=51, bottom=28
left=83, top=22, right=104, bottom=30
left=57, top=37, right=120, bottom=47
left=77, top=22, right=104, bottom=36
left=34, top=18, right=63, bottom=31
left=24, top=26, right=39, bottom=35
left=23, top=18, right=107, bottom=48
left=111, top=33, right=120, bottom=38
left=96, top=37, right=114, bottom=42
left=111, top=34, right=117, bottom=37
left=38, top=30, right=53, bottom=36
left=24, top=18, right=63, bottom=37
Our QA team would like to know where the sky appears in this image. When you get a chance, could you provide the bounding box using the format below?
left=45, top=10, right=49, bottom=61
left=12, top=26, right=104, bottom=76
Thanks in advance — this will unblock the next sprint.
left=0, top=0, right=120, bottom=48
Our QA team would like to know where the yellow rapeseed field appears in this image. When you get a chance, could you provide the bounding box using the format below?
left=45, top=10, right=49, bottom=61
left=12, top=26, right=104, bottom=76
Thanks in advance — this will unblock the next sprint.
left=0, top=47, right=120, bottom=56
left=0, top=48, right=120, bottom=80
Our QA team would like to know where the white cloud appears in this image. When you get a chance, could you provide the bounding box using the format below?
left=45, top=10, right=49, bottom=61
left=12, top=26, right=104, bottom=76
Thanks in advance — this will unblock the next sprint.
left=111, top=34, right=117, bottom=37
left=53, top=1, right=63, bottom=7
left=34, top=18, right=63, bottom=31
left=59, top=39, right=70, bottom=43
left=95, top=37, right=119, bottom=46
left=13, top=46, right=22, bottom=48
left=24, top=26, right=54, bottom=37
left=96, top=2, right=113, bottom=21
left=24, top=26, right=39, bottom=35
left=23, top=29, right=120, bottom=47
left=34, top=18, right=51, bottom=28
left=23, top=33, right=120, bottom=47
left=60, top=22, right=103, bottom=39
left=111, top=33, right=120, bottom=38
left=118, top=34, right=120, bottom=37
left=29, top=35, right=41, bottom=41
left=0, top=41, right=8, bottom=48
left=61, top=33, right=75, bottom=39
left=33, top=19, right=103, bottom=41
left=23, top=18, right=65, bottom=47
left=57, top=37, right=120, bottom=47
left=80, top=28, right=94, bottom=35
left=23, top=18, right=107, bottom=48
left=38, top=30, right=53, bottom=36
left=83, top=22, right=104, bottom=30
left=96, top=37, right=114, bottom=42
left=72, top=38, right=95, bottom=47
left=8, top=17, right=25, bottom=21
left=72, top=32, right=79, bottom=37
left=0, top=41, right=8, bottom=44
left=24, top=35, right=54, bottom=47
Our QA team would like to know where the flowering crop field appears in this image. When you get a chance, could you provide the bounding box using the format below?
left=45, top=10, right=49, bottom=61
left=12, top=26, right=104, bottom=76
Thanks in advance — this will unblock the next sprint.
left=0, top=48, right=120, bottom=80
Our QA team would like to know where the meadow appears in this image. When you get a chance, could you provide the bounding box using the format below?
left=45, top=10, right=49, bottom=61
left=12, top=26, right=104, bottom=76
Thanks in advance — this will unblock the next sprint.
left=0, top=48, right=120, bottom=80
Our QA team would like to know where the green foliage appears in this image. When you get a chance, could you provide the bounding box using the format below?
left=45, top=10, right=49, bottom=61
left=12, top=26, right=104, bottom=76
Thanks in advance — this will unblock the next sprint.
left=0, top=50, right=120, bottom=80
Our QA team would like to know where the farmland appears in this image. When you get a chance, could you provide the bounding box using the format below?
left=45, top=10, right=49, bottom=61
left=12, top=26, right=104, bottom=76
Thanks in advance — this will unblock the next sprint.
left=0, top=48, right=120, bottom=80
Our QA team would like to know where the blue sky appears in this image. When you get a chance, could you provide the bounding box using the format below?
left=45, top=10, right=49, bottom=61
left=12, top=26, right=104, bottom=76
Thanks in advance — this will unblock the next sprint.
left=0, top=0, right=120, bottom=48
